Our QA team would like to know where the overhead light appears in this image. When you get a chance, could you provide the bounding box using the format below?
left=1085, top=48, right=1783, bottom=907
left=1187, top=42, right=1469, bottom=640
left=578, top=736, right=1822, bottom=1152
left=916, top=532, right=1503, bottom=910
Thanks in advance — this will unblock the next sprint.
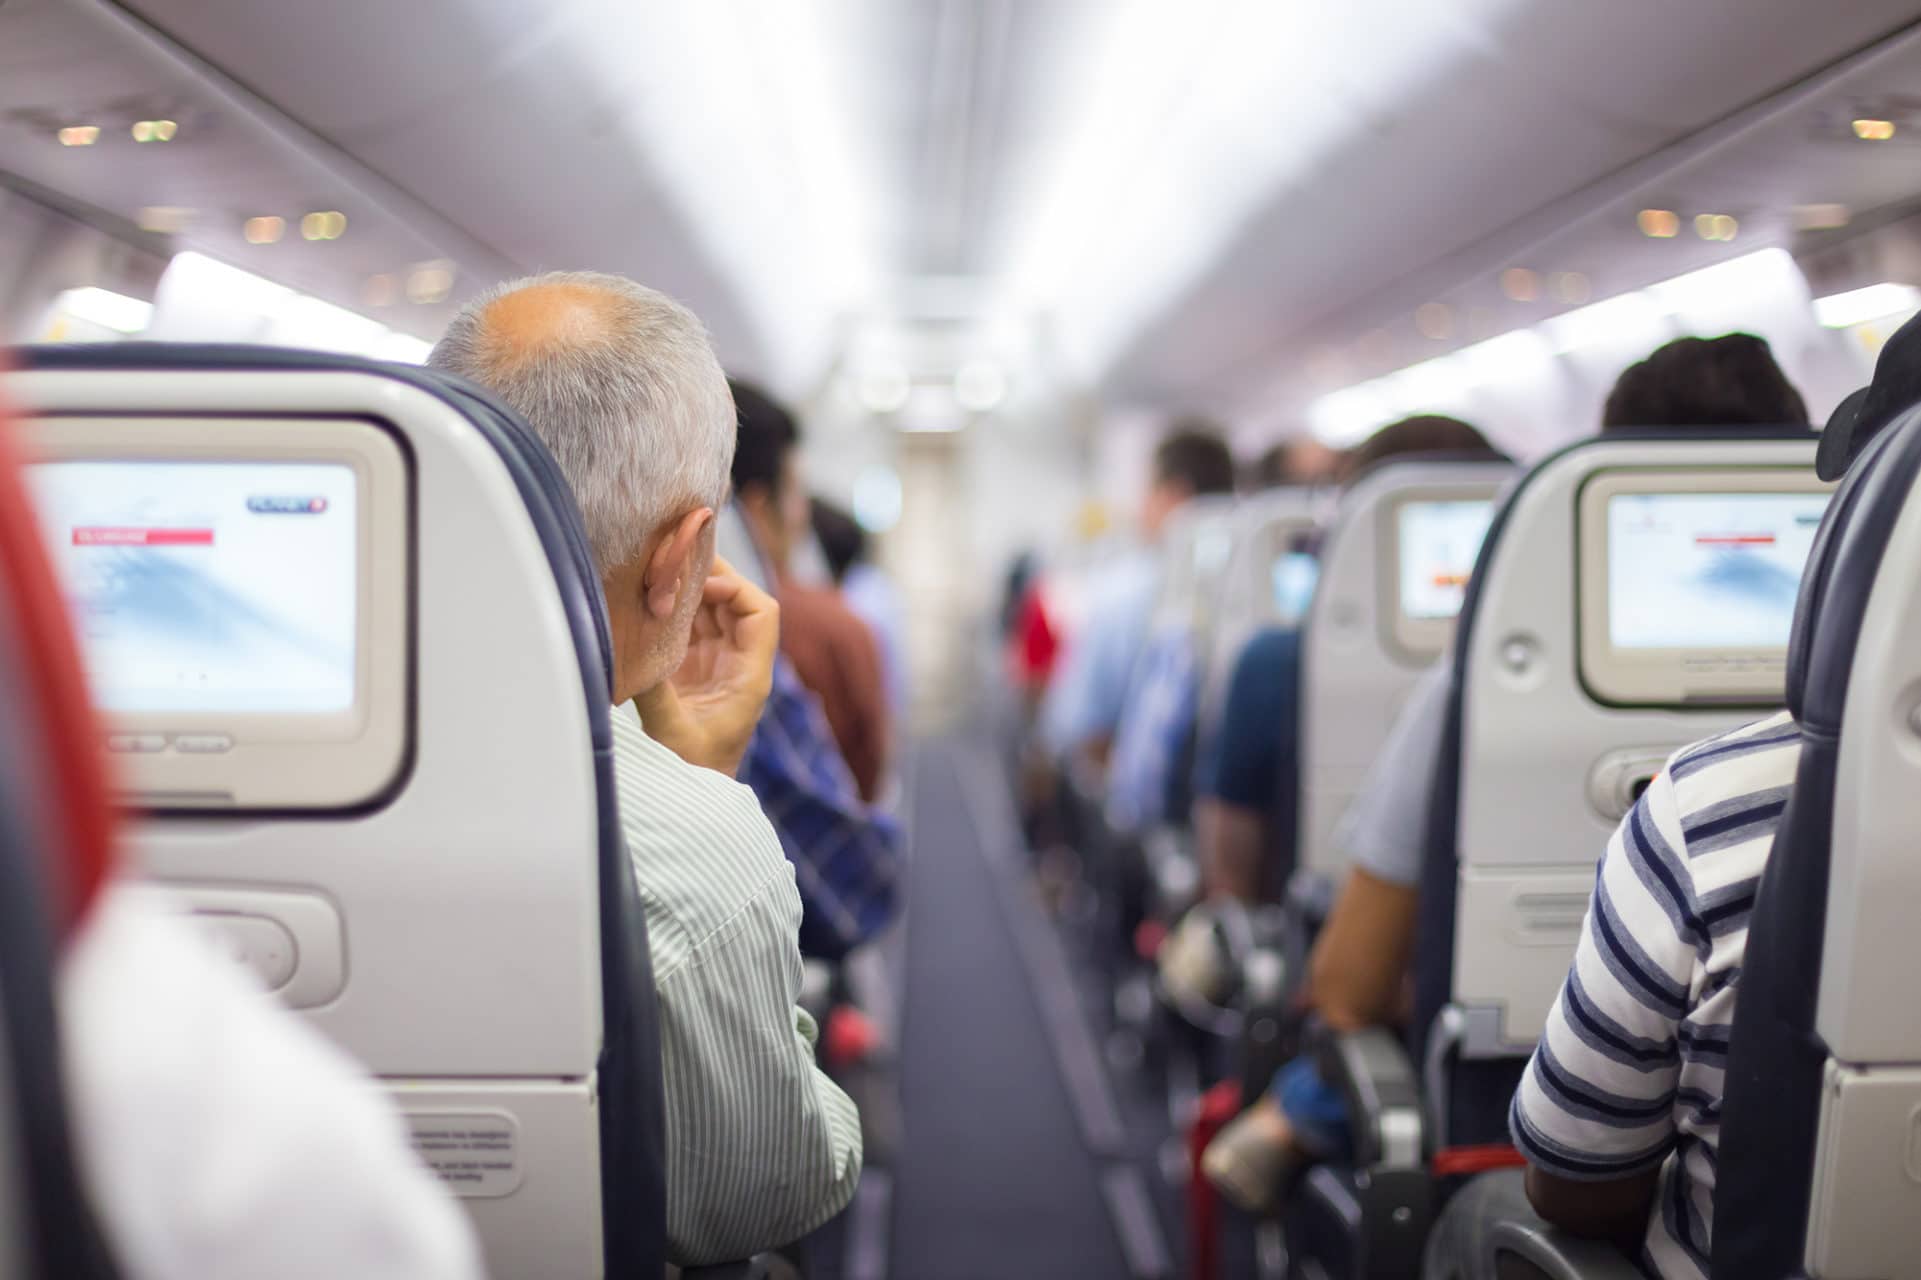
left=1544, top=290, right=1670, bottom=354
left=363, top=274, right=397, bottom=308
left=1637, top=209, right=1681, bottom=238
left=952, top=361, right=1007, bottom=413
left=136, top=205, right=193, bottom=234
left=1500, top=268, right=1540, bottom=302
left=1388, top=355, right=1467, bottom=409
left=1647, top=249, right=1797, bottom=318
left=1414, top=302, right=1454, bottom=340
left=300, top=210, right=347, bottom=241
left=55, top=287, right=154, bottom=335
left=1813, top=282, right=1921, bottom=329
left=57, top=125, right=99, bottom=147
left=376, top=332, right=434, bottom=364
left=242, top=216, right=285, bottom=245
left=1852, top=118, right=1896, bottom=141
left=1551, top=272, right=1591, bottom=305
left=1309, top=382, right=1402, bottom=448
left=405, top=260, right=455, bottom=304
left=131, top=120, right=177, bottom=142
left=1792, top=203, right=1851, bottom=232
left=851, top=464, right=903, bottom=533
left=1693, top=213, right=1738, bottom=242
left=856, top=364, right=910, bottom=415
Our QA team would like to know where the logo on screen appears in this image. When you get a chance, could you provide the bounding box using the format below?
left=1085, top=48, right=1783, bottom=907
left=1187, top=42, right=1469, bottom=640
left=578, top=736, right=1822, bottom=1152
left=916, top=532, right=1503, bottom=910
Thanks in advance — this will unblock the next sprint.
left=247, top=496, right=330, bottom=514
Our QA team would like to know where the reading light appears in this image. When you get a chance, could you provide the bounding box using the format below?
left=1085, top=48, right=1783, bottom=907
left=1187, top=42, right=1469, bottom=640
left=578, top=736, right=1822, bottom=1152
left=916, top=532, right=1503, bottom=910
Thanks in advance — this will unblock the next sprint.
left=136, top=206, right=193, bottom=234
left=1500, top=268, right=1540, bottom=302
left=242, top=216, right=285, bottom=245
left=1694, top=214, right=1738, bottom=242
left=857, top=364, right=911, bottom=414
left=405, top=261, right=455, bottom=304
left=1637, top=209, right=1680, bottom=238
left=57, top=126, right=99, bottom=147
left=301, top=211, right=347, bottom=241
left=1414, top=302, right=1454, bottom=339
left=131, top=120, right=177, bottom=142
left=1792, top=204, right=1851, bottom=232
left=363, top=274, right=397, bottom=308
left=1551, top=272, right=1591, bottom=305
left=1813, top=282, right=1921, bottom=329
left=953, top=361, right=1008, bottom=413
left=1852, top=118, right=1896, bottom=141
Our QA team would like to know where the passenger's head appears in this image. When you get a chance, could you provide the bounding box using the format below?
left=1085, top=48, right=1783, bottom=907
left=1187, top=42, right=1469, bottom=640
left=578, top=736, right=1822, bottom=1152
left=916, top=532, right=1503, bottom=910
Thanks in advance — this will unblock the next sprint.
left=1338, top=414, right=1504, bottom=485
left=811, top=498, right=866, bottom=585
left=1252, top=437, right=1342, bottom=489
left=428, top=271, right=734, bottom=702
left=1144, top=420, right=1235, bottom=536
left=729, top=379, right=813, bottom=576
left=1601, top=333, right=1808, bottom=432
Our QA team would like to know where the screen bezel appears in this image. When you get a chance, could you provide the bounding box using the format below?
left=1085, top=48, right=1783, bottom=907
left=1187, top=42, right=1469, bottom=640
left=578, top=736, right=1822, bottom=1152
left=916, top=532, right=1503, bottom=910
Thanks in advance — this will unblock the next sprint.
left=1576, top=466, right=1832, bottom=708
left=23, top=415, right=410, bottom=810
left=1380, top=490, right=1495, bottom=661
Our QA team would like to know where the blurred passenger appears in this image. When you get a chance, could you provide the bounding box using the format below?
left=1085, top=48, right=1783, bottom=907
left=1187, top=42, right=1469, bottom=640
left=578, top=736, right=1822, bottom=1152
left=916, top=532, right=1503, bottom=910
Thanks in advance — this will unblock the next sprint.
left=729, top=384, right=890, bottom=802
left=1503, top=328, right=1889, bottom=1279
left=725, top=380, right=902, bottom=951
left=1202, top=334, right=1813, bottom=1229
left=431, top=273, right=861, bottom=1263
left=1040, top=422, right=1235, bottom=768
left=813, top=496, right=908, bottom=724
left=1250, top=436, right=1343, bottom=489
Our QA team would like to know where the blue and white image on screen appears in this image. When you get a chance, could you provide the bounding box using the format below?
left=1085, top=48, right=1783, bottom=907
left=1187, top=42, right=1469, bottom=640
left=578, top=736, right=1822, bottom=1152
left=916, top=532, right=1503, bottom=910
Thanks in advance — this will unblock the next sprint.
left=1606, top=491, right=1828, bottom=650
left=1271, top=551, right=1319, bottom=624
left=1398, top=499, right=1493, bottom=620
left=26, top=460, right=358, bottom=714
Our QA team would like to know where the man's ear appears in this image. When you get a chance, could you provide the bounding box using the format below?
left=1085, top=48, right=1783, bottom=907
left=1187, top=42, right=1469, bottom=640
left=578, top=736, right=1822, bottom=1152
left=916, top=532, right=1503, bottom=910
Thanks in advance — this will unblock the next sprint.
left=644, top=507, right=715, bottom=619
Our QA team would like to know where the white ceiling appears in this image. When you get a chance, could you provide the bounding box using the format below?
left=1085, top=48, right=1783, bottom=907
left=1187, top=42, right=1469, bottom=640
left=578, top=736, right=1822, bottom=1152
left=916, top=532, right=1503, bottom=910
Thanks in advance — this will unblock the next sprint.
left=6, top=0, right=1921, bottom=423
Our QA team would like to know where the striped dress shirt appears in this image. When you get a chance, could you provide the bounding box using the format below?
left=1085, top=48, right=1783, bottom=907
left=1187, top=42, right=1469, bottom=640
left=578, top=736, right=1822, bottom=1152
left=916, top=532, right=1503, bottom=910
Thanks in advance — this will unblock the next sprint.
left=1511, top=710, right=1801, bottom=1280
left=610, top=701, right=863, bottom=1266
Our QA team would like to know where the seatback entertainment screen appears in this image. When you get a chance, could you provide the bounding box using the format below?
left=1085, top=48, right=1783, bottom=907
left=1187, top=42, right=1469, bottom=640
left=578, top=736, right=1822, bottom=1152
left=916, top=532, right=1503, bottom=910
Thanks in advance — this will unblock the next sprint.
left=1606, top=492, right=1826, bottom=650
left=27, top=460, right=359, bottom=714
left=1397, top=498, right=1494, bottom=620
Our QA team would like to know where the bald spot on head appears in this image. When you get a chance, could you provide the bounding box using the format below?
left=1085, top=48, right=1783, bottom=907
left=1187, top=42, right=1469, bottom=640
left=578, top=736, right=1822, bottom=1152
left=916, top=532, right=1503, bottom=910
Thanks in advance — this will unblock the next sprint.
left=470, top=278, right=623, bottom=370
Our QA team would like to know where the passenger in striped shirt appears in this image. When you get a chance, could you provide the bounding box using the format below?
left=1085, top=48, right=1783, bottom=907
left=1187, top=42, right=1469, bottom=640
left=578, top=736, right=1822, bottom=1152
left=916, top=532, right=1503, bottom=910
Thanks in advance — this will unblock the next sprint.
left=1511, top=713, right=1801, bottom=1279
left=433, top=273, right=862, bottom=1264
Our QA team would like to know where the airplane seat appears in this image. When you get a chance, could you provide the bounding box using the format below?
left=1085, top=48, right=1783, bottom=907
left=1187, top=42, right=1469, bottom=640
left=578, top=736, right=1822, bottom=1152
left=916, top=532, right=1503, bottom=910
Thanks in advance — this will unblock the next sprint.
left=4, top=343, right=739, bottom=1279
left=1196, top=487, right=1321, bottom=739
left=0, top=383, right=124, bottom=1278
left=1292, top=430, right=1826, bottom=1279
left=1710, top=404, right=1921, bottom=1280
left=1296, top=458, right=1510, bottom=903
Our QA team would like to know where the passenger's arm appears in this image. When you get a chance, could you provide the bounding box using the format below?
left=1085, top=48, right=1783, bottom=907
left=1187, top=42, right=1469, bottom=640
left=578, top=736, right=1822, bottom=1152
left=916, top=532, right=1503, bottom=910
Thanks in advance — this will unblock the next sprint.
left=1193, top=796, right=1267, bottom=902
left=1305, top=868, right=1419, bottom=1031
left=654, top=872, right=863, bottom=1265
left=1509, top=782, right=1691, bottom=1250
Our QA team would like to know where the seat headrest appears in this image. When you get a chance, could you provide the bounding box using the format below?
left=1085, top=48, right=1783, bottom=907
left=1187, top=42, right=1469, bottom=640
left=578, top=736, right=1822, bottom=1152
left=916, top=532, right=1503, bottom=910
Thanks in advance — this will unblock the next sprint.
left=0, top=384, right=114, bottom=944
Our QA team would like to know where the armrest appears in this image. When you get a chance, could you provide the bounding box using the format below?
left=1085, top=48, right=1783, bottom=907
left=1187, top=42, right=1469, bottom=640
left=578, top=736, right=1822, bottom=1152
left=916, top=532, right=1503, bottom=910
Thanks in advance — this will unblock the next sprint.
left=1313, top=1026, right=1423, bottom=1169
left=1487, top=1219, right=1644, bottom=1280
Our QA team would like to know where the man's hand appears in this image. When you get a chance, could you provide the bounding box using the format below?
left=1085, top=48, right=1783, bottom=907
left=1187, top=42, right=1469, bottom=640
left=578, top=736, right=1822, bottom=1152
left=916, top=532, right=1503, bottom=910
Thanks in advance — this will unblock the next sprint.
left=631, top=557, right=779, bottom=777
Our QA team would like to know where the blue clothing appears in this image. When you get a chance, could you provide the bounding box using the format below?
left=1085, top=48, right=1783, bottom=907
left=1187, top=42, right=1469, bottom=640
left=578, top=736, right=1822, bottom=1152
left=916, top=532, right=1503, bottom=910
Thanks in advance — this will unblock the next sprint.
left=1040, top=550, right=1159, bottom=758
left=1106, top=629, right=1201, bottom=833
left=1196, top=627, right=1301, bottom=817
left=741, top=653, right=903, bottom=963
left=1273, top=1056, right=1351, bottom=1159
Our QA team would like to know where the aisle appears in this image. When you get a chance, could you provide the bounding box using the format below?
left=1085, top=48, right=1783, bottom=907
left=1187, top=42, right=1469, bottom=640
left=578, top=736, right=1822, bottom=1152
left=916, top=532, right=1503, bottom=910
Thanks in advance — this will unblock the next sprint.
left=886, top=736, right=1134, bottom=1278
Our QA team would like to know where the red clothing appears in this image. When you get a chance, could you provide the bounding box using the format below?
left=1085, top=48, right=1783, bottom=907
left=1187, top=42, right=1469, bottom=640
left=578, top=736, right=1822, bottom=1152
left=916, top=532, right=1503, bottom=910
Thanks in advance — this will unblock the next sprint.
left=1010, top=583, right=1060, bottom=692
left=779, top=582, right=891, bottom=803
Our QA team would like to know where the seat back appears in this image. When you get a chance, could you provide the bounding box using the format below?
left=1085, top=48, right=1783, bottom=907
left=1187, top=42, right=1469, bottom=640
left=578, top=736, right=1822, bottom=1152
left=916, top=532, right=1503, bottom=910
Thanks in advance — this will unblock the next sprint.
left=1299, top=460, right=1510, bottom=882
left=1415, top=431, right=1825, bottom=1146
left=1198, top=487, right=1321, bottom=729
left=1712, top=405, right=1921, bottom=1279
left=8, top=346, right=663, bottom=1280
